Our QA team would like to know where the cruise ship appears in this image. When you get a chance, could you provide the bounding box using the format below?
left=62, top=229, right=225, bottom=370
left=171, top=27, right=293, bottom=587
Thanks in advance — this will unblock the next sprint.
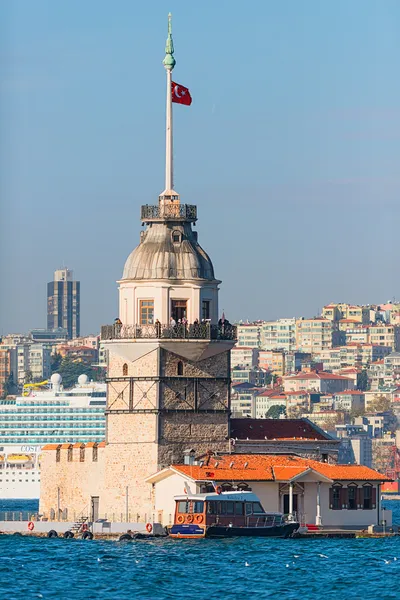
left=0, top=373, right=106, bottom=499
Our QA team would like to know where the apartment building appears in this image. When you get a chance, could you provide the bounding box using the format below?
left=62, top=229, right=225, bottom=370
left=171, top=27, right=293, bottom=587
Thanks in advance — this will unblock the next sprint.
left=231, top=346, right=259, bottom=369
left=322, top=304, right=370, bottom=324
left=284, top=371, right=354, bottom=394
left=258, top=350, right=285, bottom=376
left=333, top=391, right=365, bottom=412
left=318, top=344, right=391, bottom=372
left=236, top=323, right=262, bottom=348
left=261, top=318, right=296, bottom=351
left=295, top=318, right=342, bottom=353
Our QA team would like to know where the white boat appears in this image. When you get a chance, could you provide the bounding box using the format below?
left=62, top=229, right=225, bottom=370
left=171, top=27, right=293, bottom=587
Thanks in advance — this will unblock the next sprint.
left=0, top=374, right=106, bottom=499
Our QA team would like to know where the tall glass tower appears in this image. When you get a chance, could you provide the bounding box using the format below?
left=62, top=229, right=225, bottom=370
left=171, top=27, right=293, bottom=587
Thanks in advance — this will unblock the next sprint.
left=47, top=268, right=80, bottom=339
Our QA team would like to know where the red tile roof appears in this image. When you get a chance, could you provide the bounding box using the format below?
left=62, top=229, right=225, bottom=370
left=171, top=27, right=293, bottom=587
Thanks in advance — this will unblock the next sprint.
left=285, top=371, right=352, bottom=381
left=172, top=454, right=389, bottom=482
left=230, top=418, right=331, bottom=441
left=335, top=390, right=364, bottom=396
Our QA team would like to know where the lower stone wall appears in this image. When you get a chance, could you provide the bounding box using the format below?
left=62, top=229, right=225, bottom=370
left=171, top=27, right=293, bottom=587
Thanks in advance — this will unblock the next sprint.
left=39, top=445, right=105, bottom=519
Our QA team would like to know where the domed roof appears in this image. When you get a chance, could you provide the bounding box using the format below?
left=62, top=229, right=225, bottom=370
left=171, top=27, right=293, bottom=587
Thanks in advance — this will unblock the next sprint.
left=51, top=373, right=62, bottom=384
left=78, top=374, right=89, bottom=385
left=122, top=222, right=216, bottom=281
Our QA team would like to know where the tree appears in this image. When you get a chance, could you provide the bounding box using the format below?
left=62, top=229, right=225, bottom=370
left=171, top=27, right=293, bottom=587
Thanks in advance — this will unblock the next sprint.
left=266, top=405, right=286, bottom=419
left=51, top=352, right=62, bottom=373
left=24, top=370, right=33, bottom=384
left=368, top=394, right=391, bottom=413
left=2, top=374, right=15, bottom=398
left=57, top=356, right=103, bottom=389
left=357, top=369, right=369, bottom=391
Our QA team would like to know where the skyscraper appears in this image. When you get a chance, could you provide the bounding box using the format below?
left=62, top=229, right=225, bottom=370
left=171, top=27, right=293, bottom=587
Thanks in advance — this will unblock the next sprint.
left=47, top=268, right=80, bottom=339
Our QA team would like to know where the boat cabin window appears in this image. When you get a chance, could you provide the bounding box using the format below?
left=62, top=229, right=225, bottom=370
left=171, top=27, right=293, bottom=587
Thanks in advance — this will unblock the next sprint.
left=178, top=501, right=189, bottom=513
left=193, top=501, right=204, bottom=514
left=207, top=501, right=244, bottom=515
left=245, top=503, right=253, bottom=515
left=177, top=500, right=204, bottom=514
left=252, top=502, right=264, bottom=514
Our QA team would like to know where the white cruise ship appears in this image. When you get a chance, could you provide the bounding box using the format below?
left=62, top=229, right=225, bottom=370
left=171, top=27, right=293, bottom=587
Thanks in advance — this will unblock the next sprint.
left=0, top=373, right=106, bottom=499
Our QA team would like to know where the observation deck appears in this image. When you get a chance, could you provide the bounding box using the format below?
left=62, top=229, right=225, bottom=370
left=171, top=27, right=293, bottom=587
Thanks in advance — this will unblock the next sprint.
left=101, top=322, right=237, bottom=342
left=141, top=203, right=197, bottom=223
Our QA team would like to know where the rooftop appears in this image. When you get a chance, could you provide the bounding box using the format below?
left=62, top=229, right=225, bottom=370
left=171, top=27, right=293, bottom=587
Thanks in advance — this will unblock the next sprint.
left=167, top=454, right=389, bottom=482
left=230, top=418, right=332, bottom=441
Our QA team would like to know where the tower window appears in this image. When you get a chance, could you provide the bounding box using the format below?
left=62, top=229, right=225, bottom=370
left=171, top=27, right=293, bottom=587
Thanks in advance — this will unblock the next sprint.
left=177, top=361, right=184, bottom=376
left=123, top=363, right=128, bottom=376
left=172, top=231, right=182, bottom=243
left=202, top=300, right=210, bottom=320
left=140, top=300, right=154, bottom=325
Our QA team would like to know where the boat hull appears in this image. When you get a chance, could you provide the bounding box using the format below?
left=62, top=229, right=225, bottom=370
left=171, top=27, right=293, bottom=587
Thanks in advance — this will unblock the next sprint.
left=169, top=522, right=299, bottom=539
left=205, top=522, right=299, bottom=538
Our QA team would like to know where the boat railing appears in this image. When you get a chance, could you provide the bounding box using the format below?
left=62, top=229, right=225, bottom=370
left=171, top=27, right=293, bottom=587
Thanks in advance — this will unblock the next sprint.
left=246, top=515, right=283, bottom=528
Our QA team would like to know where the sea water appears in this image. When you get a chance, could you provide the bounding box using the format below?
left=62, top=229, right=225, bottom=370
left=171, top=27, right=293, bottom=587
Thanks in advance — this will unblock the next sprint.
left=0, top=500, right=399, bottom=600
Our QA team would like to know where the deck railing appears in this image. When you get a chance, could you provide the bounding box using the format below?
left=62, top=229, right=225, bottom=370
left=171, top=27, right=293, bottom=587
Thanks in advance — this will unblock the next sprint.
left=101, top=323, right=237, bottom=342
left=141, top=203, right=197, bottom=222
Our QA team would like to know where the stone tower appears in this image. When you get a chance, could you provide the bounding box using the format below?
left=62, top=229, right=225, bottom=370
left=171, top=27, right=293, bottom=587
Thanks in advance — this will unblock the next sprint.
left=100, top=15, right=236, bottom=518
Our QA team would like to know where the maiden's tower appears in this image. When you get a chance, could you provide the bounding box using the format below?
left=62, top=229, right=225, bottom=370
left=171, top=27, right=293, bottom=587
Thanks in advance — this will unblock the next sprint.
left=40, top=15, right=236, bottom=520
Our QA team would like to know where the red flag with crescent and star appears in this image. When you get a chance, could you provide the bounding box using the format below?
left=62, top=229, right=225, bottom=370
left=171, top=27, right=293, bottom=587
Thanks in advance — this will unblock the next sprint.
left=171, top=81, right=192, bottom=106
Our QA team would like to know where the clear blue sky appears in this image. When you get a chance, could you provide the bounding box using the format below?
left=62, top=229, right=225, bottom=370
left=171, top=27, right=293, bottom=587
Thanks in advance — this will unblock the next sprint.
left=1, top=0, right=399, bottom=334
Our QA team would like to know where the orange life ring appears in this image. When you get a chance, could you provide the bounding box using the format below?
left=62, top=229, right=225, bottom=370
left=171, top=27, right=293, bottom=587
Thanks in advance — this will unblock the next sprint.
left=195, top=514, right=203, bottom=524
left=27, top=521, right=35, bottom=531
left=81, top=523, right=88, bottom=532
left=186, top=514, right=194, bottom=523
left=177, top=515, right=184, bottom=524
left=146, top=522, right=153, bottom=533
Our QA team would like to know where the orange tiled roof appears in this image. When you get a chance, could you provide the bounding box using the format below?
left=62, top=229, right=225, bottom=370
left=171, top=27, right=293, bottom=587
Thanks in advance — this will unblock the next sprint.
left=42, top=444, right=60, bottom=451
left=172, top=454, right=389, bottom=482
left=285, top=371, right=352, bottom=381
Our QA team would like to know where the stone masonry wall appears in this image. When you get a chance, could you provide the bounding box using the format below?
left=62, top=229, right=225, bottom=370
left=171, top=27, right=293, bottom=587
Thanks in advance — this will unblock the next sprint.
left=39, top=445, right=105, bottom=519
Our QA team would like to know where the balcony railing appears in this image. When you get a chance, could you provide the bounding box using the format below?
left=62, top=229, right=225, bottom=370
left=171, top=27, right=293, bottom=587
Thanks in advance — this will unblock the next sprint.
left=141, top=204, right=197, bottom=222
left=101, top=323, right=237, bottom=342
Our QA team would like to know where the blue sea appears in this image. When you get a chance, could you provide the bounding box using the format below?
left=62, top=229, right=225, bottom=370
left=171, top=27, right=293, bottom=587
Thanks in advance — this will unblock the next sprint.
left=0, top=500, right=399, bottom=600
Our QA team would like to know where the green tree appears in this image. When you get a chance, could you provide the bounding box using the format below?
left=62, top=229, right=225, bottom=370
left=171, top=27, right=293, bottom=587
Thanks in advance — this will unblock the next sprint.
left=357, top=369, right=369, bottom=391
left=266, top=404, right=286, bottom=419
left=51, top=352, right=62, bottom=373
left=57, top=356, right=103, bottom=389
left=2, top=374, right=15, bottom=398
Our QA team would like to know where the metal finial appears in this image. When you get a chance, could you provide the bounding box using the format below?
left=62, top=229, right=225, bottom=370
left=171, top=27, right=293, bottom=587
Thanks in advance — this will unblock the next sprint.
left=163, top=12, right=176, bottom=70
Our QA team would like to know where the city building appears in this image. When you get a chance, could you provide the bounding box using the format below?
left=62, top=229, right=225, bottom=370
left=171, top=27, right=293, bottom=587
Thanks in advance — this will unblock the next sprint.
left=383, top=352, right=400, bottom=387
left=368, top=324, right=400, bottom=351
left=322, top=304, right=370, bottom=324
left=336, top=425, right=372, bottom=468
left=284, top=371, right=354, bottom=394
left=317, top=344, right=391, bottom=373
left=0, top=350, right=11, bottom=397
left=333, top=391, right=365, bottom=413
left=47, top=268, right=80, bottom=339
left=255, top=391, right=286, bottom=418
left=231, top=366, right=269, bottom=387
left=284, top=351, right=312, bottom=375
left=261, top=318, right=296, bottom=351
left=236, top=323, right=262, bottom=348
left=28, top=344, right=52, bottom=382
left=230, top=346, right=259, bottom=369
left=258, top=350, right=285, bottom=376
left=295, top=318, right=342, bottom=353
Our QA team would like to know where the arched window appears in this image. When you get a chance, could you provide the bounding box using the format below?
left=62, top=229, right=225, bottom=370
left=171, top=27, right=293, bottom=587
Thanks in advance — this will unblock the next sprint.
left=123, top=363, right=128, bottom=376
left=177, top=361, right=184, bottom=376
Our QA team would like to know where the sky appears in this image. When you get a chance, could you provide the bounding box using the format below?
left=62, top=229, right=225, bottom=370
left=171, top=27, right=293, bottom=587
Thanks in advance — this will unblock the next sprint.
left=1, top=0, right=399, bottom=334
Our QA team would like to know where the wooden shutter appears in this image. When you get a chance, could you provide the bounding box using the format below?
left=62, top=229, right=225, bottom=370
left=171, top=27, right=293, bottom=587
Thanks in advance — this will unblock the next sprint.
left=357, top=486, right=363, bottom=509
left=341, top=487, right=348, bottom=510
left=372, top=486, right=377, bottom=509
left=329, top=487, right=333, bottom=509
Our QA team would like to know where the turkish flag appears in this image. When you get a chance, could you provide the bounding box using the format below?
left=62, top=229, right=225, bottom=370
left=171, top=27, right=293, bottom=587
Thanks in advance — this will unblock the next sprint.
left=171, top=81, right=192, bottom=106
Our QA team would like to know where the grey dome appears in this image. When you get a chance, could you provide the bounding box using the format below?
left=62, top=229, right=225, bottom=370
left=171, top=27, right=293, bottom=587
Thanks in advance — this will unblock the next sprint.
left=122, top=222, right=216, bottom=281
